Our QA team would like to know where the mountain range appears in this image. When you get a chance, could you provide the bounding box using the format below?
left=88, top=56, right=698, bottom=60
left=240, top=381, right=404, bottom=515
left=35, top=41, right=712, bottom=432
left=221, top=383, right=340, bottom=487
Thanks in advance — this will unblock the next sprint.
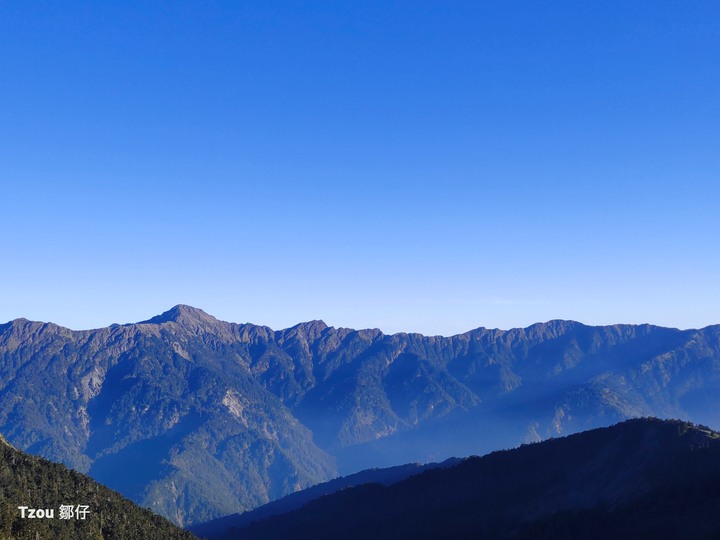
left=1, top=305, right=719, bottom=525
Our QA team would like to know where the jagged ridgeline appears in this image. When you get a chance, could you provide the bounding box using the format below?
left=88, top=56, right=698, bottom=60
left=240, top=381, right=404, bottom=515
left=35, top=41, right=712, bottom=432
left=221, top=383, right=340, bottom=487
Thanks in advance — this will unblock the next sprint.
left=0, top=435, right=195, bottom=540
left=1, top=305, right=720, bottom=526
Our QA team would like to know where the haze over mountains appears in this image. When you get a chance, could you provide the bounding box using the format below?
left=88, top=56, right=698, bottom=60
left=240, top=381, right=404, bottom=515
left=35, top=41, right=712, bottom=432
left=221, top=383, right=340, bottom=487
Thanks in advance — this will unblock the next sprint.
left=214, top=419, right=720, bottom=540
left=190, top=458, right=462, bottom=539
left=1, top=305, right=719, bottom=526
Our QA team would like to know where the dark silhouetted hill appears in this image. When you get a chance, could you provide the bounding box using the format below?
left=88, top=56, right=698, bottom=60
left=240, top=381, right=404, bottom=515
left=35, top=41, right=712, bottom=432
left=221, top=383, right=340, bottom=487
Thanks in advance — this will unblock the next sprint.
left=220, top=418, right=720, bottom=540
left=189, top=458, right=460, bottom=539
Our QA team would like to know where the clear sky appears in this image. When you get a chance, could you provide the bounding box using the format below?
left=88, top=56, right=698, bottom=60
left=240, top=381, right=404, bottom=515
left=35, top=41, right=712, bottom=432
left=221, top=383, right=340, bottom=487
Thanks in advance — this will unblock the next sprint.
left=1, top=1, right=719, bottom=335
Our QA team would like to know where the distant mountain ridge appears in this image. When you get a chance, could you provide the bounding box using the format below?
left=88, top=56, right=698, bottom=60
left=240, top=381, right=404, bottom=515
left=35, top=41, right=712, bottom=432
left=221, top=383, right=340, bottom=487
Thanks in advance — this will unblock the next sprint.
left=1, top=306, right=720, bottom=525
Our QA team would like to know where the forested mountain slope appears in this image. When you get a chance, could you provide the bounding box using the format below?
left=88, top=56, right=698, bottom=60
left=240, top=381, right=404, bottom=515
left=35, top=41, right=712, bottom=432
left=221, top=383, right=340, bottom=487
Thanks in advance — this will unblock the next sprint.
left=0, top=434, right=196, bottom=539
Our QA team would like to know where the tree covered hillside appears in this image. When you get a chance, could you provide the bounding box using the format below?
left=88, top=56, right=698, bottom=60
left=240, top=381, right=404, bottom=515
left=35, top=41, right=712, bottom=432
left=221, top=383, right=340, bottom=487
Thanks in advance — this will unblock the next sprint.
left=0, top=435, right=196, bottom=540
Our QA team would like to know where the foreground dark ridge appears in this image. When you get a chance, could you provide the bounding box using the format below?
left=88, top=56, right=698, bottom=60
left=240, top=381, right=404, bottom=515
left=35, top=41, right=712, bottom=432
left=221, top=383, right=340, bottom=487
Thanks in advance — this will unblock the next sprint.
left=189, top=458, right=462, bottom=539
left=1, top=305, right=719, bottom=526
left=0, top=434, right=196, bottom=540
left=217, top=418, right=720, bottom=540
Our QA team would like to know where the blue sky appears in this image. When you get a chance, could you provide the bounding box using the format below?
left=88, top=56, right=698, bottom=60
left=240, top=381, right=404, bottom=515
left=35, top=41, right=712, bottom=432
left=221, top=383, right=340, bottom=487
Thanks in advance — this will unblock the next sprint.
left=1, top=1, right=719, bottom=334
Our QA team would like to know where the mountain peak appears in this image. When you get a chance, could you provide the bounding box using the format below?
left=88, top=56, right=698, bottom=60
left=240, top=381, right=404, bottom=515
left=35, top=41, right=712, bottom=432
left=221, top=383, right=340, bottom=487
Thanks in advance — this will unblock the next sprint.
left=139, top=305, right=219, bottom=327
left=285, top=320, right=329, bottom=342
left=297, top=320, right=329, bottom=332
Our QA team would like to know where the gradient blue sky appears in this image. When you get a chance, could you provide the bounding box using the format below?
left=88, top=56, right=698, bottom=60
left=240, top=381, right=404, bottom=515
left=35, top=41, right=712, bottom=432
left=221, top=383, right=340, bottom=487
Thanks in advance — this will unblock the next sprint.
left=1, top=1, right=719, bottom=335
